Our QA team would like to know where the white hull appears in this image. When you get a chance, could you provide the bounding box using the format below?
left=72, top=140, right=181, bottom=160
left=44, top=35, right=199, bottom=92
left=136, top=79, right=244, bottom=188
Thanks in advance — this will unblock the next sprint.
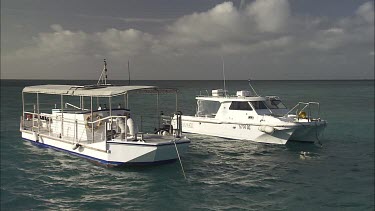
left=21, top=130, right=189, bottom=166
left=289, top=122, right=326, bottom=143
left=174, top=116, right=326, bottom=145
left=174, top=116, right=295, bottom=145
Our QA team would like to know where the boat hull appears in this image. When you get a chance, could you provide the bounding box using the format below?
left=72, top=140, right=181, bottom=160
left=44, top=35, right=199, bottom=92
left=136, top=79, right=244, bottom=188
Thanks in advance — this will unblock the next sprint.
left=175, top=117, right=295, bottom=145
left=289, top=121, right=327, bottom=143
left=21, top=130, right=189, bottom=166
left=174, top=116, right=327, bottom=145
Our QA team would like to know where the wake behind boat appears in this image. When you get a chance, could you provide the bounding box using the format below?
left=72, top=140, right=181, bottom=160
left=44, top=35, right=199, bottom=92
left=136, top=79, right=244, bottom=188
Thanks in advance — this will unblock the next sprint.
left=172, top=86, right=327, bottom=145
left=20, top=60, right=190, bottom=166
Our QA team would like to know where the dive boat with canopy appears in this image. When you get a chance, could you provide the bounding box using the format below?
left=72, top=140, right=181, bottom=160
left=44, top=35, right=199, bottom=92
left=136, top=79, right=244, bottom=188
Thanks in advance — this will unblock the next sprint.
left=20, top=60, right=190, bottom=166
left=172, top=83, right=327, bottom=145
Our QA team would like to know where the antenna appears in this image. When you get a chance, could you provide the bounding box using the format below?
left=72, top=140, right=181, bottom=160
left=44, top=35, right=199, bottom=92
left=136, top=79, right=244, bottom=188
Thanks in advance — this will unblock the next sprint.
left=127, top=60, right=131, bottom=85
left=248, top=76, right=259, bottom=96
left=221, top=56, right=227, bottom=96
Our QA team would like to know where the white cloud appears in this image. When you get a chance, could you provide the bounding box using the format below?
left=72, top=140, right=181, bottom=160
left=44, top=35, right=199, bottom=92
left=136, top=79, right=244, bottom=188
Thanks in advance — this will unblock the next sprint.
left=95, top=28, right=155, bottom=58
left=9, top=25, right=89, bottom=60
left=5, top=25, right=156, bottom=60
left=166, top=2, right=243, bottom=47
left=163, top=1, right=294, bottom=54
left=308, top=27, right=346, bottom=50
left=245, top=0, right=290, bottom=33
left=356, top=1, right=374, bottom=23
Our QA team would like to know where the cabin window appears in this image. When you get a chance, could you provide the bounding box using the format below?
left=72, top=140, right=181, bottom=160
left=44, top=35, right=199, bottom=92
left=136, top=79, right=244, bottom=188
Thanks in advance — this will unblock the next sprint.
left=196, top=100, right=221, bottom=117
left=229, top=102, right=253, bottom=111
left=265, top=100, right=287, bottom=109
left=250, top=101, right=268, bottom=110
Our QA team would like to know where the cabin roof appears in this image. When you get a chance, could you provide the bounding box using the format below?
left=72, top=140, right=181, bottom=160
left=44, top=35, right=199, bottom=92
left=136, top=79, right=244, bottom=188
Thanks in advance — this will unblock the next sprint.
left=23, top=85, right=178, bottom=97
left=196, top=96, right=267, bottom=102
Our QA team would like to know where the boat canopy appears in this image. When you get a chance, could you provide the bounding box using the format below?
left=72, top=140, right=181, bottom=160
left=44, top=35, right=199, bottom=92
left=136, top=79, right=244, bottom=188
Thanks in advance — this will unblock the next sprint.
left=23, top=85, right=178, bottom=97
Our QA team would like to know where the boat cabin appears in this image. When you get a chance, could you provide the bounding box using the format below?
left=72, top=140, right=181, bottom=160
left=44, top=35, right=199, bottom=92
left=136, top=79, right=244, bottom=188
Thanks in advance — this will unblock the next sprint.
left=21, top=84, right=181, bottom=144
left=195, top=89, right=289, bottom=121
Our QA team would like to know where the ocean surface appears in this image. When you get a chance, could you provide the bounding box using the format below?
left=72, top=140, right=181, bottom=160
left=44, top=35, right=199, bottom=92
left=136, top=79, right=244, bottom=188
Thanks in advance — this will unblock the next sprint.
left=1, top=80, right=374, bottom=210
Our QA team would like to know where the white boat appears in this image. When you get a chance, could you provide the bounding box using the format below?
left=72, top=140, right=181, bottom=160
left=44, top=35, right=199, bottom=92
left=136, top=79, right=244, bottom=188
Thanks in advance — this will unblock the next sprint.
left=20, top=61, right=190, bottom=166
left=172, top=87, right=327, bottom=145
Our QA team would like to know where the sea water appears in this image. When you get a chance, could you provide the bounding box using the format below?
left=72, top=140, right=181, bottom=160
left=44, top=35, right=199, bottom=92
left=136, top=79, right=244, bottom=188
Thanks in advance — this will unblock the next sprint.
left=1, top=80, right=374, bottom=210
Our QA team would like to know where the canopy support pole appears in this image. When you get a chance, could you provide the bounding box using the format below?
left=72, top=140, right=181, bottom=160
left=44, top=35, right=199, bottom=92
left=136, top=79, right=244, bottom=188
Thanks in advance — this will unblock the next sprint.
left=61, top=95, right=64, bottom=137
left=91, top=96, right=94, bottom=143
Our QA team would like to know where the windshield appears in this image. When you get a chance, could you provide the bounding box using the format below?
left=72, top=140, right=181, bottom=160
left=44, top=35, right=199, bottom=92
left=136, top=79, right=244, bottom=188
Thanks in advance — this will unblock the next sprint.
left=265, top=99, right=287, bottom=109
left=250, top=101, right=268, bottom=110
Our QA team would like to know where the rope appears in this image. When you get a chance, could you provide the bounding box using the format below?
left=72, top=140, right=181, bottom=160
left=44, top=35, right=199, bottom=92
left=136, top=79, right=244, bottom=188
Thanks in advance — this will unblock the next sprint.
left=174, top=140, right=187, bottom=179
left=315, top=121, right=323, bottom=147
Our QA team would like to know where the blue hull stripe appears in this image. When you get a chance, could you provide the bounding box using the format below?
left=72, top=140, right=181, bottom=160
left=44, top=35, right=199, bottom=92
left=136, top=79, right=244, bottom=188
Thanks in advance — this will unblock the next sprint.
left=23, top=138, right=177, bottom=166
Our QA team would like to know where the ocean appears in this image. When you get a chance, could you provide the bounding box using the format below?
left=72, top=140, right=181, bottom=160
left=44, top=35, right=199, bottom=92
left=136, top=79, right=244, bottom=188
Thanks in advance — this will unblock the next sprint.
left=1, top=80, right=374, bottom=210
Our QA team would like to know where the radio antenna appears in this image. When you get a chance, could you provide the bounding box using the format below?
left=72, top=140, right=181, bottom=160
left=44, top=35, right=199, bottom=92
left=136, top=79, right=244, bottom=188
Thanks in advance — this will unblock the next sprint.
left=127, top=60, right=131, bottom=85
left=221, top=56, right=227, bottom=96
left=248, top=76, right=259, bottom=96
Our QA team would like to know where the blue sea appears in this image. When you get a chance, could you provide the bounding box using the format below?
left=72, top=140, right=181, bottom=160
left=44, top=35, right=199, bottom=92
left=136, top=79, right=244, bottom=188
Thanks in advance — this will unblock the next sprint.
left=1, top=80, right=374, bottom=210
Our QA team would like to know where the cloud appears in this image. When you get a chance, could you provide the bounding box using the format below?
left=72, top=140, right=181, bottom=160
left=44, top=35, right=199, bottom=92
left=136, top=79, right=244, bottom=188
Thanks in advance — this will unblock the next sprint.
left=356, top=1, right=374, bottom=23
left=2, top=1, right=374, bottom=80
left=5, top=25, right=156, bottom=59
left=166, top=2, right=243, bottom=47
left=2, top=25, right=158, bottom=79
left=307, top=27, right=346, bottom=50
left=9, top=25, right=89, bottom=60
left=245, top=0, right=290, bottom=33
left=164, top=1, right=293, bottom=54
left=77, top=14, right=174, bottom=23
left=96, top=28, right=155, bottom=58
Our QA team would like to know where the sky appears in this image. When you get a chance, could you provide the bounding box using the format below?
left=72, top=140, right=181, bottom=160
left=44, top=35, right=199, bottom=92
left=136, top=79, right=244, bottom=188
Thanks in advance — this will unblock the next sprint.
left=1, top=0, right=374, bottom=80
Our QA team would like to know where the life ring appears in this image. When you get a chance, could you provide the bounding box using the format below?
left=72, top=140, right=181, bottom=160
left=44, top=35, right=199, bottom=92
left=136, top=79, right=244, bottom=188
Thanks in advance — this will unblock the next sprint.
left=86, top=114, right=102, bottom=130
left=298, top=111, right=307, bottom=119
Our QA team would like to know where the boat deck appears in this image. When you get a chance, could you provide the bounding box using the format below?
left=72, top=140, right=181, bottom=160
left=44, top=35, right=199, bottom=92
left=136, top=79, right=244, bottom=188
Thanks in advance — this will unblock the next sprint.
left=22, top=125, right=187, bottom=147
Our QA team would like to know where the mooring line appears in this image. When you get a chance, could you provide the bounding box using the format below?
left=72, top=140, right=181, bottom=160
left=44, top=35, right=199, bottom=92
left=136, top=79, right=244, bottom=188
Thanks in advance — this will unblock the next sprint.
left=174, top=140, right=187, bottom=179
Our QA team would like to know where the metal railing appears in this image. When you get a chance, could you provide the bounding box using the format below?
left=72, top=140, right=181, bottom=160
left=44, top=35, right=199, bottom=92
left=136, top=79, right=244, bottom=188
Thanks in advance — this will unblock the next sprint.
left=284, top=102, right=321, bottom=122
left=159, top=112, right=183, bottom=137
left=21, top=111, right=185, bottom=144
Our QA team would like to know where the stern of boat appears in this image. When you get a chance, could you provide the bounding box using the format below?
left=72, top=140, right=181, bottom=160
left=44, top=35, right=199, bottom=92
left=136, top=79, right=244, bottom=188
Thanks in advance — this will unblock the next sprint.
left=289, top=120, right=327, bottom=143
left=107, top=136, right=190, bottom=165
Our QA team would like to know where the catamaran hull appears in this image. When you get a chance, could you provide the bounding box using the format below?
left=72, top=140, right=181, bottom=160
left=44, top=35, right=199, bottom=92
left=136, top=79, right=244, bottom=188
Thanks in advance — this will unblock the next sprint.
left=175, top=118, right=295, bottom=145
left=175, top=117, right=326, bottom=144
left=289, top=122, right=327, bottom=143
left=21, top=130, right=189, bottom=166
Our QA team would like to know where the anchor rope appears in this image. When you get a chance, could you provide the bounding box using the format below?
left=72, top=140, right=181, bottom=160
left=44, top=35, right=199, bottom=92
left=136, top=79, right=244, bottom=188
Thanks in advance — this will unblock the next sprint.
left=174, top=140, right=187, bottom=179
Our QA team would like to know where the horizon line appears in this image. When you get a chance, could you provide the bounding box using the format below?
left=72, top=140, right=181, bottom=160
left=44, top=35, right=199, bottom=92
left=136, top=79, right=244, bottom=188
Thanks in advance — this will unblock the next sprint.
left=1, top=79, right=374, bottom=81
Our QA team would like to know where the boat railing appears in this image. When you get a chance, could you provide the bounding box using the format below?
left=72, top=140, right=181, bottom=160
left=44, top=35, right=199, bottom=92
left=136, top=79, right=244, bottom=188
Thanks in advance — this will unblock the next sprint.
left=21, top=111, right=126, bottom=143
left=21, top=110, right=182, bottom=143
left=284, top=102, right=321, bottom=122
left=159, top=112, right=183, bottom=137
left=65, top=102, right=89, bottom=111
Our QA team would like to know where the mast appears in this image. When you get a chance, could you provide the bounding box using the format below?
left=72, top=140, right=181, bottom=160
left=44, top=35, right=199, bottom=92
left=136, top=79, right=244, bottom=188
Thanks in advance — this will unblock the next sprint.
left=97, top=59, right=108, bottom=85
left=104, top=59, right=108, bottom=85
